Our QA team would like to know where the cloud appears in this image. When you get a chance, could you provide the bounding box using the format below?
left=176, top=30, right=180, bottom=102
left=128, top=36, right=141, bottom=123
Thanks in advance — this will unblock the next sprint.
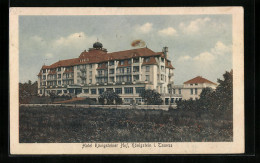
left=210, top=41, right=232, bottom=55
left=179, top=17, right=211, bottom=34
left=158, top=27, right=177, bottom=36
left=53, top=32, right=92, bottom=48
left=178, top=55, right=192, bottom=61
left=135, top=23, right=153, bottom=33
left=193, top=52, right=215, bottom=62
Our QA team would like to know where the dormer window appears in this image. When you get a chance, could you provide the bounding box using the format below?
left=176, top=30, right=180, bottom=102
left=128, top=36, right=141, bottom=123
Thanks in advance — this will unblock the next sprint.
left=133, top=58, right=139, bottom=63
left=145, top=57, right=150, bottom=62
left=109, top=61, right=114, bottom=66
left=161, top=58, right=164, bottom=62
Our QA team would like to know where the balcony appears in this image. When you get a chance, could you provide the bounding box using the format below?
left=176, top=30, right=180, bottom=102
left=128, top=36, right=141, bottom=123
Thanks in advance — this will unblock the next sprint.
left=80, top=75, right=86, bottom=79
left=80, top=68, right=86, bottom=72
left=96, top=74, right=108, bottom=77
left=116, top=72, right=132, bottom=75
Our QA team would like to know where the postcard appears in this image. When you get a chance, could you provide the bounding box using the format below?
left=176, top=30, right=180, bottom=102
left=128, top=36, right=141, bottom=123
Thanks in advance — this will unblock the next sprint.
left=9, top=7, right=244, bottom=154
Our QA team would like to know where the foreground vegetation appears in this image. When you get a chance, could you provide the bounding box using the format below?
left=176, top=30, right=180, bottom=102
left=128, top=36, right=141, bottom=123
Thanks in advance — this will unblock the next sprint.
left=19, top=106, right=232, bottom=143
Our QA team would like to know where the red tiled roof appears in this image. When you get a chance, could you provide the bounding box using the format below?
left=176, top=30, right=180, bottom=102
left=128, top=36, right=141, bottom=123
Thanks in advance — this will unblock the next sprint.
left=63, top=67, right=74, bottom=74
left=96, top=63, right=108, bottom=69
left=142, top=57, right=158, bottom=65
left=165, top=59, right=174, bottom=69
left=37, top=72, right=42, bottom=76
left=42, top=58, right=79, bottom=69
left=184, top=76, right=217, bottom=85
left=48, top=69, right=57, bottom=75
left=117, top=60, right=131, bottom=67
left=42, top=47, right=173, bottom=70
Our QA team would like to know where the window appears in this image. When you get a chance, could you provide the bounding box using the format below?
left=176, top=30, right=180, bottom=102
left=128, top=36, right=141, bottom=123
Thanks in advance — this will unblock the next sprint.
left=173, top=89, right=176, bottom=94
left=115, top=88, right=122, bottom=94
left=83, top=89, right=89, bottom=93
left=43, top=69, right=46, bottom=73
left=109, top=61, right=114, bottom=66
left=133, top=66, right=139, bottom=72
left=146, top=66, right=150, bottom=72
left=161, top=74, right=164, bottom=81
left=77, top=65, right=80, bottom=70
left=133, top=58, right=139, bottom=63
left=58, top=74, right=61, bottom=79
left=195, top=83, right=198, bottom=85
left=126, top=75, right=132, bottom=82
left=145, top=75, right=150, bottom=81
left=136, top=87, right=145, bottom=94
left=145, top=57, right=150, bottom=62
left=57, top=90, right=62, bottom=94
left=161, top=66, right=164, bottom=70
left=43, top=75, right=46, bottom=80
left=89, top=64, right=92, bottom=68
left=120, top=60, right=124, bottom=65
left=127, top=67, right=131, bottom=73
left=40, top=90, right=42, bottom=94
left=195, top=88, right=198, bottom=95
left=63, top=90, right=67, bottom=93
left=91, top=89, right=96, bottom=94
left=58, top=81, right=61, bottom=85
left=128, top=59, right=131, bottom=64
left=190, top=84, right=193, bottom=86
left=98, top=63, right=102, bottom=67
left=118, top=68, right=124, bottom=74
left=106, top=88, right=113, bottom=92
left=178, top=89, right=181, bottom=94
left=57, top=67, right=61, bottom=72
left=98, top=88, right=104, bottom=95
left=133, top=75, right=139, bottom=81
left=124, top=98, right=133, bottom=103
left=98, top=70, right=103, bottom=76
left=109, top=77, right=115, bottom=82
left=124, top=87, right=133, bottom=94
left=89, top=71, right=92, bottom=76
left=190, top=89, right=193, bottom=95
left=161, top=58, right=165, bottom=63
left=89, top=79, right=92, bottom=84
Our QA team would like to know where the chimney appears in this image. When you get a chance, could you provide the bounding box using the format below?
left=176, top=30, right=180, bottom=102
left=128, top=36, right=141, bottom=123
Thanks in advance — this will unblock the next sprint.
left=162, top=46, right=168, bottom=59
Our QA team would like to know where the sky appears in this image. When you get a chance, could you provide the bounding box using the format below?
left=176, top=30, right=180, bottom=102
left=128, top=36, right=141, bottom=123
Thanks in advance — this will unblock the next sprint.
left=19, top=15, right=232, bottom=84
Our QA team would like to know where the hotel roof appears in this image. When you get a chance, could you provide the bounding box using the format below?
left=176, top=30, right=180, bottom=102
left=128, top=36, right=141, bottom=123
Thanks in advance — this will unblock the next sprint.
left=41, top=47, right=174, bottom=70
left=184, top=76, right=217, bottom=85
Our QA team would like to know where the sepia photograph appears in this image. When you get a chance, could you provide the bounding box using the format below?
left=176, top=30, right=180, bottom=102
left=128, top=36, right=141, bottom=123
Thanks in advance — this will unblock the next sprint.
left=9, top=7, right=244, bottom=154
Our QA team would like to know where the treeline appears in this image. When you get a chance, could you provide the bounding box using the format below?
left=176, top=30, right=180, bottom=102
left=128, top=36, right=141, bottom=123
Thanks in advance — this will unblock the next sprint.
left=175, top=70, right=233, bottom=118
left=19, top=80, right=38, bottom=104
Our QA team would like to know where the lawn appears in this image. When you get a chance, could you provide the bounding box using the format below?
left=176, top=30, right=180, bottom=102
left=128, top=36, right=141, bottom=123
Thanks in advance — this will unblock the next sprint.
left=19, top=105, right=232, bottom=143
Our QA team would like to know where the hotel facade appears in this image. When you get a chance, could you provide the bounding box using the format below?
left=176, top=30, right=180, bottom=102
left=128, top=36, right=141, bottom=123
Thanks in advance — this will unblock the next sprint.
left=37, top=42, right=217, bottom=104
left=37, top=42, right=179, bottom=104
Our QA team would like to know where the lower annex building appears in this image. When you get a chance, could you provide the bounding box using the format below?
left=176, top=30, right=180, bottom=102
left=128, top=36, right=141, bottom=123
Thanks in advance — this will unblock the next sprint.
left=37, top=41, right=217, bottom=104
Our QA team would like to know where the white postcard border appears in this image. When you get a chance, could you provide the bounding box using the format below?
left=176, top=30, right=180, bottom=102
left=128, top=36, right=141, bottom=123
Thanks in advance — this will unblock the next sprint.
left=9, top=7, right=244, bottom=154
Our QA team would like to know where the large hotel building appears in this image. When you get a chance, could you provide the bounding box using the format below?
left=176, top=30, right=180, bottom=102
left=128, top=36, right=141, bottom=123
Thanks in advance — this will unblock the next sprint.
left=37, top=41, right=216, bottom=104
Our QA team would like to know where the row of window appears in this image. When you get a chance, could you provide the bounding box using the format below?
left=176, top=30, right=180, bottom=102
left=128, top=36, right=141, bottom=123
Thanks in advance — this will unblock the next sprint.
left=83, top=87, right=145, bottom=95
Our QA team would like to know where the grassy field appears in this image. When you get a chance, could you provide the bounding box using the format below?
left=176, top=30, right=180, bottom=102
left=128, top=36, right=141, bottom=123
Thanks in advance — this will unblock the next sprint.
left=19, top=106, right=232, bottom=143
